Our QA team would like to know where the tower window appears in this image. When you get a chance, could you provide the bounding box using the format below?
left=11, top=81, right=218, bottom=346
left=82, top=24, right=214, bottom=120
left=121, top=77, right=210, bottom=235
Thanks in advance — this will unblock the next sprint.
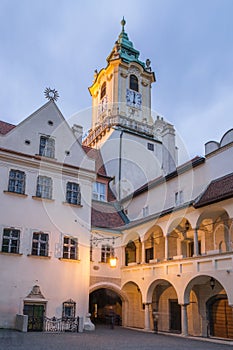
left=147, top=143, right=154, bottom=151
left=100, top=82, right=106, bottom=99
left=129, top=74, right=138, bottom=92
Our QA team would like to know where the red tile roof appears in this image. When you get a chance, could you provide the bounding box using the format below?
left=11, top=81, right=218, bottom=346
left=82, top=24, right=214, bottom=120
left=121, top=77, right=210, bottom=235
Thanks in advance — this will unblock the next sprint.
left=194, top=172, right=233, bottom=208
left=0, top=120, right=15, bottom=135
left=91, top=201, right=127, bottom=229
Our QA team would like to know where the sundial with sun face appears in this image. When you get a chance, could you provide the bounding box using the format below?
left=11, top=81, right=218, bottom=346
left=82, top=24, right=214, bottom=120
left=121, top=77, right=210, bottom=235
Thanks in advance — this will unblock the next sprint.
left=44, top=87, right=59, bottom=101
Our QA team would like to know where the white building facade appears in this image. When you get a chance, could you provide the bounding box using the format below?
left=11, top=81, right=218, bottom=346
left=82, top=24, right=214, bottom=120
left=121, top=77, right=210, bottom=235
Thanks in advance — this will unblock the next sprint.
left=0, top=101, right=95, bottom=331
left=0, top=19, right=233, bottom=340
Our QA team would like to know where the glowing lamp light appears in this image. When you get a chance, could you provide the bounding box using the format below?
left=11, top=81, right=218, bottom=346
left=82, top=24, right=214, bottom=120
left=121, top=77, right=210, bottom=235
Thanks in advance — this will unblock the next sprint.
left=109, top=256, right=117, bottom=268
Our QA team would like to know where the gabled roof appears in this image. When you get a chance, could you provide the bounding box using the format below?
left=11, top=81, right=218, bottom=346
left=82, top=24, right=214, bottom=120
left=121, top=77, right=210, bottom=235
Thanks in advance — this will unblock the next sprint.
left=91, top=201, right=129, bottom=229
left=0, top=120, right=15, bottom=135
left=194, top=172, right=233, bottom=208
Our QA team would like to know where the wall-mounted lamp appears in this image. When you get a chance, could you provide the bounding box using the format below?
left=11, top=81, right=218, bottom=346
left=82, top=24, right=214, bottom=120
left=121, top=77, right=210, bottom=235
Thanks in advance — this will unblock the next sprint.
left=109, top=256, right=117, bottom=268
left=91, top=233, right=120, bottom=267
left=210, top=277, right=215, bottom=290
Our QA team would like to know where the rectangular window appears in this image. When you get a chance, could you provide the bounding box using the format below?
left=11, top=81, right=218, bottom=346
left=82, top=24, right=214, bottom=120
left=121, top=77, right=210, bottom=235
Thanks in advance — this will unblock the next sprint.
left=101, top=244, right=114, bottom=263
left=66, top=182, right=81, bottom=205
left=147, top=143, right=154, bottom=151
left=39, top=136, right=55, bottom=158
left=92, top=182, right=106, bottom=201
left=32, top=232, right=49, bottom=256
left=2, top=228, right=20, bottom=253
left=36, top=176, right=53, bottom=199
left=8, top=169, right=25, bottom=194
left=62, top=300, right=76, bottom=319
left=143, top=206, right=149, bottom=217
left=175, top=190, right=184, bottom=206
left=63, top=236, right=78, bottom=260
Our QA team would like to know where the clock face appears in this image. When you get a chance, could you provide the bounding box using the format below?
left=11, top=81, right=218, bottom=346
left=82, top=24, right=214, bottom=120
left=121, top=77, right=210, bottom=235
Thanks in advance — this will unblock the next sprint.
left=126, top=89, right=142, bottom=109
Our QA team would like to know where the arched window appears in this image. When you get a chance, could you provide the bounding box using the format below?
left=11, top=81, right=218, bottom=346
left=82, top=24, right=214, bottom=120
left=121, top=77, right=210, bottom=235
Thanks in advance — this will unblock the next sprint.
left=129, top=74, right=138, bottom=92
left=100, top=82, right=106, bottom=99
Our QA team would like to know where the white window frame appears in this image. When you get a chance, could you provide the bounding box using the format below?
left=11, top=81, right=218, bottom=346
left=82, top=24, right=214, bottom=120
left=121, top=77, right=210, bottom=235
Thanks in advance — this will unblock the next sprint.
left=101, top=244, right=114, bottom=263
left=1, top=228, right=20, bottom=254
left=39, top=135, right=55, bottom=158
left=143, top=205, right=149, bottom=217
left=66, top=182, right=81, bottom=205
left=63, top=236, right=78, bottom=260
left=92, top=182, right=106, bottom=201
left=8, top=169, right=25, bottom=194
left=32, top=232, right=49, bottom=256
left=175, top=190, right=184, bottom=206
left=36, top=176, right=53, bottom=199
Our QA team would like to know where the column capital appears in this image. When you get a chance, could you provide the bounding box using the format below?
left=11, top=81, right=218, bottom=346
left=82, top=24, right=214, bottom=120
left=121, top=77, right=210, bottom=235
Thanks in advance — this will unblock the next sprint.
left=143, top=302, right=152, bottom=306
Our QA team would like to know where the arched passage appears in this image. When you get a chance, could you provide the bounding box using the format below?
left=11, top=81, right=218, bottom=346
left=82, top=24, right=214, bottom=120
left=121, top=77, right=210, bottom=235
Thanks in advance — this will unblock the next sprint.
left=143, top=225, right=165, bottom=263
left=167, top=217, right=193, bottom=259
left=196, top=207, right=231, bottom=255
left=183, top=274, right=233, bottom=338
left=89, top=288, right=122, bottom=325
left=121, top=281, right=144, bottom=329
left=123, top=232, right=141, bottom=266
left=147, top=279, right=180, bottom=333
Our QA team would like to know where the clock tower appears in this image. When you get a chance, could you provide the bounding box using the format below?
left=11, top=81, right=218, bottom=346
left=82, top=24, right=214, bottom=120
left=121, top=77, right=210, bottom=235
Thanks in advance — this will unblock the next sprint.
left=83, top=19, right=177, bottom=200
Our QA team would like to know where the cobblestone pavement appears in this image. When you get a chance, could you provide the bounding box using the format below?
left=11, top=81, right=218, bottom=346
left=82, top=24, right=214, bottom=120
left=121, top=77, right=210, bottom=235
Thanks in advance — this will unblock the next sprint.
left=0, top=325, right=233, bottom=350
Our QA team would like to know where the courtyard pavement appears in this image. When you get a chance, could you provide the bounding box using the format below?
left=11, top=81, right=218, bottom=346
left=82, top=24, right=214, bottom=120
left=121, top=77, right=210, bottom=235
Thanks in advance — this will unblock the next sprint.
left=0, top=325, right=233, bottom=350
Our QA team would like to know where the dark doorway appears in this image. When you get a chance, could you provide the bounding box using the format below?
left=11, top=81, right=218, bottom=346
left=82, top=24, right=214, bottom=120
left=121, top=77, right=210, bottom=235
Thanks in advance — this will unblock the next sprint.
left=169, top=299, right=181, bottom=333
left=145, top=247, right=153, bottom=263
left=207, top=295, right=233, bottom=339
left=23, top=303, right=45, bottom=331
left=89, top=288, right=122, bottom=325
left=125, top=241, right=136, bottom=265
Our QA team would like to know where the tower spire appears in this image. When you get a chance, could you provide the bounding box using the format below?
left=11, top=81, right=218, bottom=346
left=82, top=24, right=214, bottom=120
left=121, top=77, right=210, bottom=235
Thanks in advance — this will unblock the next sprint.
left=121, top=16, right=126, bottom=32
left=106, top=17, right=145, bottom=68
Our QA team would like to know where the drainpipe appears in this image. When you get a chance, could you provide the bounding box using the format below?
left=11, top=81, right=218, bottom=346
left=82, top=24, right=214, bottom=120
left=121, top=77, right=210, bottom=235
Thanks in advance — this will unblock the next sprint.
left=118, top=130, right=124, bottom=200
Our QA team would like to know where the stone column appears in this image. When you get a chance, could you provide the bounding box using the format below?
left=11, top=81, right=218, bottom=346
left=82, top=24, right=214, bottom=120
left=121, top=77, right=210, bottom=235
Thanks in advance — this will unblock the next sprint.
left=141, top=241, right=145, bottom=264
left=165, top=235, right=169, bottom=260
left=122, top=245, right=126, bottom=266
left=135, top=241, right=141, bottom=264
left=144, top=303, right=151, bottom=331
left=193, top=229, right=199, bottom=256
left=181, top=304, right=188, bottom=336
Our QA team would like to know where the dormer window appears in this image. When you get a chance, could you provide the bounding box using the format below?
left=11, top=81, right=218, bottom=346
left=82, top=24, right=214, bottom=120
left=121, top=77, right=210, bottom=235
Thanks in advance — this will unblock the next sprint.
left=92, top=182, right=106, bottom=201
left=39, top=135, right=55, bottom=158
left=100, top=82, right=106, bottom=99
left=129, top=74, right=138, bottom=92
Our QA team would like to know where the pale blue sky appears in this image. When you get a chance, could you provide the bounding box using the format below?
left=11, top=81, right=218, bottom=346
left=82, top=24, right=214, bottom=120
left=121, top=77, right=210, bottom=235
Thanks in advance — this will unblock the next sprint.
left=0, top=0, right=233, bottom=161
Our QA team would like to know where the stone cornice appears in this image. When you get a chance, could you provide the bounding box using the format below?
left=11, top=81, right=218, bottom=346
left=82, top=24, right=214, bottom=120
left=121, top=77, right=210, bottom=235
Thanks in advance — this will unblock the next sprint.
left=0, top=147, right=96, bottom=181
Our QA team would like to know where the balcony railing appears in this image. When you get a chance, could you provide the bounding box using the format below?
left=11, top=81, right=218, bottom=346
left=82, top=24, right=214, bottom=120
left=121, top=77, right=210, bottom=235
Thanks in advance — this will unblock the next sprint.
left=83, top=113, right=155, bottom=146
left=121, top=251, right=233, bottom=281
